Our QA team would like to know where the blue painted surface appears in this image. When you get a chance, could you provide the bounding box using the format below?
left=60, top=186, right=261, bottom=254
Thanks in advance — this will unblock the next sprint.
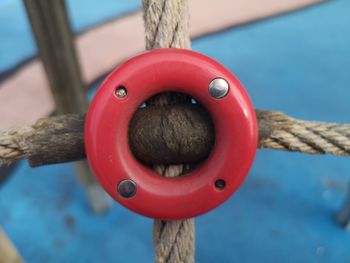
left=0, top=0, right=140, bottom=73
left=1, top=1, right=350, bottom=262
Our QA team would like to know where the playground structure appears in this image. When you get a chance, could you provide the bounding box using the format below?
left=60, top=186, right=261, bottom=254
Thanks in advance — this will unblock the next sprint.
left=0, top=0, right=350, bottom=262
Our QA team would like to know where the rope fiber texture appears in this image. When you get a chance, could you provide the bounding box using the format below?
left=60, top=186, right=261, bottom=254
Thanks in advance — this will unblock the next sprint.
left=1, top=111, right=350, bottom=167
left=0, top=0, right=349, bottom=261
left=153, top=165, right=195, bottom=263
left=0, top=127, right=33, bottom=164
left=257, top=110, right=350, bottom=155
left=142, top=0, right=194, bottom=262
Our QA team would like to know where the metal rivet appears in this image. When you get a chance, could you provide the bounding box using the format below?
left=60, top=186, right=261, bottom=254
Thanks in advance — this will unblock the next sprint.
left=209, top=78, right=229, bottom=99
left=115, top=86, right=127, bottom=98
left=215, top=179, right=226, bottom=190
left=117, top=179, right=136, bottom=198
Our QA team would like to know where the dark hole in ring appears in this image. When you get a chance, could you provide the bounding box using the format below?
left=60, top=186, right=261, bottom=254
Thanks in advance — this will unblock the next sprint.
left=214, top=179, right=226, bottom=190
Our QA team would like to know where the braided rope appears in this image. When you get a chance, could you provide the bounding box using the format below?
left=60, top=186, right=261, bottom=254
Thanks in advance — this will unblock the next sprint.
left=142, top=1, right=194, bottom=262
left=142, top=0, right=190, bottom=50
left=153, top=165, right=195, bottom=263
left=0, top=1, right=349, bottom=259
left=257, top=110, right=350, bottom=155
left=1, top=111, right=350, bottom=167
left=0, top=127, right=32, bottom=165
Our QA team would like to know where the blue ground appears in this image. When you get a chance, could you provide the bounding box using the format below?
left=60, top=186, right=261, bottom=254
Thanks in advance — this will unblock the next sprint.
left=1, top=1, right=350, bottom=262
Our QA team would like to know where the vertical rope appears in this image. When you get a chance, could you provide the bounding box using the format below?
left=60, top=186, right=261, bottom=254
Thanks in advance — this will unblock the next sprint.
left=142, top=0, right=191, bottom=50
left=142, top=0, right=194, bottom=262
left=152, top=165, right=195, bottom=263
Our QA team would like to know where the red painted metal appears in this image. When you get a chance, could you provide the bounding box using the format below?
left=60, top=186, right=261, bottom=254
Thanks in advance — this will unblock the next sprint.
left=85, top=49, right=257, bottom=220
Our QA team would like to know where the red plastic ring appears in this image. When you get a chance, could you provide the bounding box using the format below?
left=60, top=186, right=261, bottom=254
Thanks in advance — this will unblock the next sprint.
left=85, top=49, right=257, bottom=219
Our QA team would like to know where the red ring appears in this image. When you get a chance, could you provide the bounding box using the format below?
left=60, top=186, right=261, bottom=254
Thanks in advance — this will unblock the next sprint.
left=85, top=49, right=257, bottom=220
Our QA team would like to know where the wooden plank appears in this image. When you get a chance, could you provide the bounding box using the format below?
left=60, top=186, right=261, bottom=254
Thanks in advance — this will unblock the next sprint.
left=23, top=0, right=111, bottom=213
left=23, top=0, right=87, bottom=114
left=0, top=228, right=23, bottom=263
left=337, top=185, right=350, bottom=230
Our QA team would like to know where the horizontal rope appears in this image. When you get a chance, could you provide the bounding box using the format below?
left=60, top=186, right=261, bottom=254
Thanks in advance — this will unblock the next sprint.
left=0, top=126, right=33, bottom=164
left=256, top=110, right=350, bottom=155
left=0, top=110, right=349, bottom=167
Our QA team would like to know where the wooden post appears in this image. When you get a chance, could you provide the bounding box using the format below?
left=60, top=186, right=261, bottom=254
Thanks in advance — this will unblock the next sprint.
left=23, top=0, right=111, bottom=213
left=0, top=227, right=23, bottom=263
left=23, top=0, right=87, bottom=113
left=337, top=183, right=350, bottom=230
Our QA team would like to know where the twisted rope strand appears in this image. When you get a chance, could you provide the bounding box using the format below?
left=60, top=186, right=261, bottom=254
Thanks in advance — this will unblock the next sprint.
left=0, top=127, right=33, bottom=164
left=1, top=111, right=350, bottom=167
left=153, top=165, right=195, bottom=263
left=142, top=0, right=190, bottom=50
left=142, top=0, right=194, bottom=262
left=257, top=110, right=350, bottom=155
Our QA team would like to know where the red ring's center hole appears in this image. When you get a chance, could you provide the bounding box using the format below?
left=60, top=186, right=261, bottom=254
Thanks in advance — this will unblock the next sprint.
left=127, top=91, right=215, bottom=172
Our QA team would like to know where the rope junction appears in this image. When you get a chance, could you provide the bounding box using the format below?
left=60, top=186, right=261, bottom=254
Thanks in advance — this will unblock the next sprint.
left=1, top=110, right=349, bottom=167
left=143, top=0, right=194, bottom=261
left=0, top=0, right=349, bottom=262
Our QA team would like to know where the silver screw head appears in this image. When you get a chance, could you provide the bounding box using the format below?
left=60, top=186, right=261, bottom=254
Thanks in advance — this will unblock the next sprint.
left=115, top=86, right=127, bottom=98
left=117, top=179, right=136, bottom=198
left=208, top=78, right=229, bottom=99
